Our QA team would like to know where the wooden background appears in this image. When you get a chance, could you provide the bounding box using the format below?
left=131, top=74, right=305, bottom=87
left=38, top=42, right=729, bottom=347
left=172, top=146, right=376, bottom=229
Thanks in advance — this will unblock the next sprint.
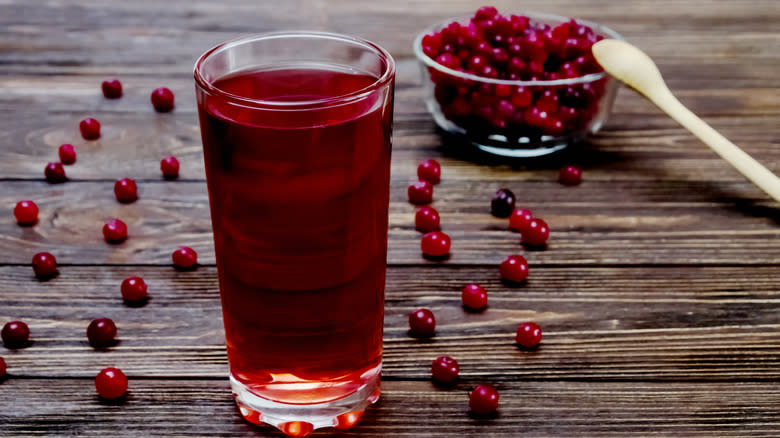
left=1, top=0, right=779, bottom=436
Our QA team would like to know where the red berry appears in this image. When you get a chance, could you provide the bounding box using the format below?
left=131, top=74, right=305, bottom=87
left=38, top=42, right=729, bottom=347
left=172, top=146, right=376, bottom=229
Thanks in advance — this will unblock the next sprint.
left=101, top=79, right=123, bottom=99
left=151, top=87, right=175, bottom=112
left=409, top=308, right=436, bottom=337
left=87, top=318, right=117, bottom=348
left=469, top=384, right=499, bottom=415
left=509, top=208, right=533, bottom=232
left=559, top=165, right=582, bottom=185
left=461, top=283, right=488, bottom=311
left=523, top=218, right=549, bottom=246
left=160, top=156, right=180, bottom=179
left=44, top=162, right=66, bottom=183
left=1, top=321, right=30, bottom=348
left=490, top=188, right=515, bottom=217
left=500, top=255, right=528, bottom=283
left=103, top=219, right=128, bottom=243
left=510, top=86, right=533, bottom=108
left=415, top=207, right=440, bottom=232
left=14, top=200, right=38, bottom=225
left=474, top=6, right=498, bottom=21
left=121, top=276, right=149, bottom=302
left=172, top=246, right=198, bottom=269
left=417, top=159, right=441, bottom=185
left=95, top=367, right=128, bottom=399
left=114, top=178, right=138, bottom=203
left=32, top=252, right=57, bottom=277
left=58, top=144, right=76, bottom=164
left=408, top=180, right=434, bottom=205
left=0, top=357, right=6, bottom=377
left=79, top=118, right=101, bottom=140
left=516, top=322, right=542, bottom=348
left=421, top=231, right=450, bottom=257
left=431, top=355, right=459, bottom=384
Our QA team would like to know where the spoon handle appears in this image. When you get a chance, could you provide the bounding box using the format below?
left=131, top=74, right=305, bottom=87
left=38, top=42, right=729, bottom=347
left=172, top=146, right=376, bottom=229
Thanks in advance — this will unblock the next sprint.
left=648, top=90, right=780, bottom=202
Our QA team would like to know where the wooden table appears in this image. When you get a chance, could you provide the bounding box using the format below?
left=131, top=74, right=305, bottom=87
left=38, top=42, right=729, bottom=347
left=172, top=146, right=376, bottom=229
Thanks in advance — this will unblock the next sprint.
left=1, top=0, right=778, bottom=436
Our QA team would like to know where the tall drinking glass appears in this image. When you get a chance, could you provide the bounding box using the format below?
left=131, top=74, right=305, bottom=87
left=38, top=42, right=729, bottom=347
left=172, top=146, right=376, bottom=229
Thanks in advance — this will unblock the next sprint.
left=194, top=32, right=395, bottom=435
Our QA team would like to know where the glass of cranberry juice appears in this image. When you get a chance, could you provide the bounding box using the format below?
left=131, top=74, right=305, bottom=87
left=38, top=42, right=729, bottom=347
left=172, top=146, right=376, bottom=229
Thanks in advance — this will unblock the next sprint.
left=194, top=32, right=395, bottom=434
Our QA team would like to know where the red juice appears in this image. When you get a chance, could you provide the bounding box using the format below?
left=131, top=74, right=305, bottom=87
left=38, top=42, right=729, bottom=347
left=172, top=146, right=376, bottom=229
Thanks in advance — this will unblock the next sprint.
left=197, top=67, right=392, bottom=405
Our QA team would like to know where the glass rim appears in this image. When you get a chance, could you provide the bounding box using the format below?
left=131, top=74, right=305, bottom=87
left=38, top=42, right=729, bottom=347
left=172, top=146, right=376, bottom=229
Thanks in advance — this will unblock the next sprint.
left=413, top=11, right=624, bottom=86
left=194, top=31, right=396, bottom=110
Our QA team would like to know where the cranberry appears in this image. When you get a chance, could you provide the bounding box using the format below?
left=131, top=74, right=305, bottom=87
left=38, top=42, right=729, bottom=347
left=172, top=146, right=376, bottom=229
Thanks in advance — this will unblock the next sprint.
left=1, top=321, right=30, bottom=348
left=559, top=165, right=582, bottom=185
left=415, top=206, right=440, bottom=232
left=490, top=188, right=515, bottom=217
left=469, top=384, right=499, bottom=415
left=461, top=283, right=488, bottom=311
left=408, top=180, right=434, bottom=205
left=121, top=276, right=149, bottom=303
left=160, top=156, right=180, bottom=179
left=103, top=219, right=128, bottom=243
left=516, top=322, right=542, bottom=348
left=0, top=357, right=5, bottom=377
left=417, top=159, right=441, bottom=185
left=474, top=6, right=498, bottom=21
left=523, top=218, right=550, bottom=246
left=500, top=255, right=528, bottom=283
left=79, top=118, right=101, bottom=140
left=102, top=79, right=123, bottom=99
left=408, top=308, right=436, bottom=337
left=87, top=318, right=117, bottom=348
left=421, top=33, right=443, bottom=58
left=172, top=246, right=198, bottom=269
left=32, top=252, right=57, bottom=277
left=510, top=87, right=533, bottom=108
left=431, top=355, right=459, bottom=384
left=44, top=162, right=66, bottom=183
left=509, top=208, right=533, bottom=232
left=95, top=367, right=128, bottom=399
left=58, top=144, right=76, bottom=164
left=14, top=200, right=38, bottom=225
left=421, top=231, right=450, bottom=257
left=114, top=178, right=138, bottom=203
left=151, top=87, right=175, bottom=112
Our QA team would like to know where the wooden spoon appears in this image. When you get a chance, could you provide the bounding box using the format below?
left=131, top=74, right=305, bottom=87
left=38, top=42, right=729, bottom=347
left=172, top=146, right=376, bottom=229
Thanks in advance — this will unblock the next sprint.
left=592, top=39, right=780, bottom=202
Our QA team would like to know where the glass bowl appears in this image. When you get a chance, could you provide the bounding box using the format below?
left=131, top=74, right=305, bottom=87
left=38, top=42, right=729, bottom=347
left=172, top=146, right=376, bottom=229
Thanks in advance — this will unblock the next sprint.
left=413, top=12, right=623, bottom=158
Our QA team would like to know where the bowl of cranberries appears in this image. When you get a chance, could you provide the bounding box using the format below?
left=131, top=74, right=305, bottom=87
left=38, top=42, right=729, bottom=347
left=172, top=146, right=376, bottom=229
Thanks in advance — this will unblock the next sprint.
left=414, top=7, right=623, bottom=157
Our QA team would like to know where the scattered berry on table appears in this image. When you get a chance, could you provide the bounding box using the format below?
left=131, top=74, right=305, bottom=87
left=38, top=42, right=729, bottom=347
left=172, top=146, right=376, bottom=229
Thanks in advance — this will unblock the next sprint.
left=103, top=219, right=128, bottom=243
left=408, top=308, right=436, bottom=337
left=522, top=218, right=549, bottom=246
left=417, top=159, right=442, bottom=185
left=461, top=283, right=488, bottom=311
left=101, top=79, right=123, bottom=99
left=559, top=165, right=582, bottom=185
left=421, top=231, right=451, bottom=257
left=121, top=276, right=149, bottom=303
left=87, top=318, right=117, bottom=348
left=516, top=322, right=542, bottom=348
left=415, top=206, right=441, bottom=232
left=44, top=162, right=66, bottom=183
left=58, top=144, right=76, bottom=164
left=490, top=188, right=515, bottom=217
left=1, top=321, right=30, bottom=348
left=160, top=156, right=180, bottom=179
left=469, top=384, right=499, bottom=415
left=172, top=246, right=198, bottom=269
left=0, top=357, right=6, bottom=377
left=32, top=252, right=58, bottom=277
left=13, top=200, right=38, bottom=225
left=431, top=355, right=459, bottom=384
left=79, top=118, right=101, bottom=140
left=151, top=87, right=175, bottom=112
left=114, top=178, right=138, bottom=203
left=408, top=180, right=434, bottom=205
left=509, top=208, right=533, bottom=233
left=95, top=367, right=128, bottom=399
left=499, top=255, right=528, bottom=283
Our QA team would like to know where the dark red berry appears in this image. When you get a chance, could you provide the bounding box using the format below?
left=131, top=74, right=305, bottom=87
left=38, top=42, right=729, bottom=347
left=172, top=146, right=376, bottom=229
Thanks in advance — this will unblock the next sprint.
left=0, top=357, right=6, bottom=377
left=87, top=318, right=117, bottom=348
left=516, top=322, right=542, bottom=348
left=101, top=79, right=123, bottom=99
left=409, top=308, right=436, bottom=337
left=79, top=118, right=101, bottom=140
left=114, top=178, right=138, bottom=203
left=421, top=231, right=450, bottom=257
left=14, top=200, right=38, bottom=225
left=559, top=165, right=582, bottom=185
left=500, top=255, right=528, bottom=283
left=59, top=144, right=76, bottom=164
left=160, top=156, right=180, bottom=179
left=461, top=283, right=488, bottom=311
left=121, top=276, right=148, bottom=302
left=474, top=6, right=498, bottom=21
left=408, top=180, right=434, bottom=205
left=523, top=218, right=549, bottom=246
left=431, top=355, right=459, bottom=384
left=509, top=208, right=533, bottom=232
left=417, top=159, right=441, bottom=185
left=2, top=321, right=30, bottom=348
left=151, top=87, right=175, bottom=112
left=415, top=207, right=440, bottom=232
left=44, top=162, right=66, bottom=183
left=469, top=384, right=499, bottom=415
left=103, top=219, right=128, bottom=243
left=32, top=252, right=57, bottom=277
left=490, top=188, right=515, bottom=217
left=95, top=367, right=128, bottom=399
left=172, top=247, right=197, bottom=269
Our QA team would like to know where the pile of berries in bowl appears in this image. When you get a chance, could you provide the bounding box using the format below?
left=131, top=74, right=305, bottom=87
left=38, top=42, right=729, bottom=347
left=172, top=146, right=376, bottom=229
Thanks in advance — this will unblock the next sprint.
left=413, top=7, right=622, bottom=157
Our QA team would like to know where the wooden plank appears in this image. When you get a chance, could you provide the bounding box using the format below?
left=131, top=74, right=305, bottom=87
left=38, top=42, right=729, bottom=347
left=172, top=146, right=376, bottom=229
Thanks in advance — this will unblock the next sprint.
left=0, top=378, right=778, bottom=437
left=1, top=266, right=777, bottom=379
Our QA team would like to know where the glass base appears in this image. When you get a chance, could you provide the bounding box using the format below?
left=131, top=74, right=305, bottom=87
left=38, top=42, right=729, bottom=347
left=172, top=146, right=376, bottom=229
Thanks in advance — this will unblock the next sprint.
left=231, top=371, right=381, bottom=436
